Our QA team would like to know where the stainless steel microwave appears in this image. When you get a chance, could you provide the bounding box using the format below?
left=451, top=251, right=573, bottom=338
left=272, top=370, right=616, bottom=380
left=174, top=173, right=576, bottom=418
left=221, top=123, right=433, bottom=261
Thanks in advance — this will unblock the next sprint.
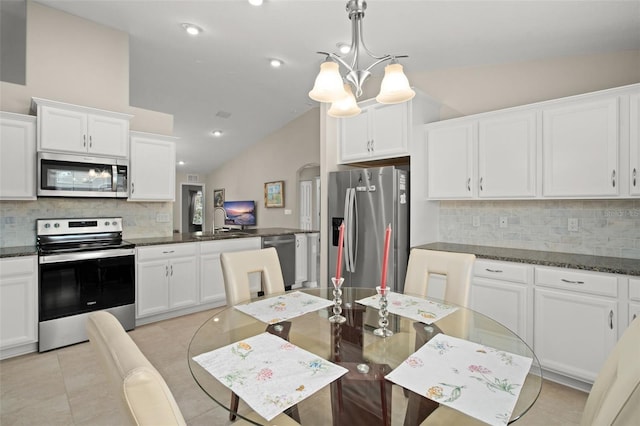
left=37, top=152, right=128, bottom=198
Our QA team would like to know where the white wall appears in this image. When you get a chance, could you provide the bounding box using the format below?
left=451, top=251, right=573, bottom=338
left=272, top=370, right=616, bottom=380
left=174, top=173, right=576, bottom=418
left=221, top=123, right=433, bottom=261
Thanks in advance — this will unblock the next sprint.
left=0, top=1, right=176, bottom=248
left=205, top=108, right=320, bottom=230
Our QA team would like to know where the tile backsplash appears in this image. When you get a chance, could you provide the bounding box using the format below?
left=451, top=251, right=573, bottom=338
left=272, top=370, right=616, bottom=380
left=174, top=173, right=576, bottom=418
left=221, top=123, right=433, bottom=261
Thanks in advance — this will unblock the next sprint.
left=0, top=199, right=172, bottom=247
left=439, top=199, right=640, bottom=259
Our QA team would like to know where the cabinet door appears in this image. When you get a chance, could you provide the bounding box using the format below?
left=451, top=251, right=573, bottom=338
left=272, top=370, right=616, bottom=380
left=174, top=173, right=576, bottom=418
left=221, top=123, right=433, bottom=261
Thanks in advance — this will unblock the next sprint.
left=478, top=111, right=536, bottom=198
left=534, top=288, right=617, bottom=382
left=369, top=102, right=409, bottom=160
left=0, top=113, right=36, bottom=200
left=38, top=105, right=87, bottom=153
left=87, top=114, right=129, bottom=157
left=471, top=278, right=530, bottom=346
left=339, top=110, right=370, bottom=163
left=136, top=260, right=169, bottom=317
left=200, top=252, right=225, bottom=305
left=630, top=93, right=640, bottom=196
left=168, top=256, right=198, bottom=309
left=427, top=123, right=475, bottom=199
left=295, top=234, right=308, bottom=283
left=130, top=135, right=176, bottom=201
left=0, top=257, right=37, bottom=349
left=542, top=97, right=619, bottom=197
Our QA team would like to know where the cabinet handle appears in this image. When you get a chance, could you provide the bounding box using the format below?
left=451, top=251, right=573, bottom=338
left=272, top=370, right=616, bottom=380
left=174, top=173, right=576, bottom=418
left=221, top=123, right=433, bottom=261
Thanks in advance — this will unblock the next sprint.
left=83, top=134, right=87, bottom=147
left=633, top=168, right=637, bottom=187
left=467, top=178, right=471, bottom=192
left=561, top=278, right=584, bottom=285
left=485, top=268, right=503, bottom=273
left=170, top=264, right=173, bottom=276
left=165, top=265, right=169, bottom=277
left=131, top=182, right=134, bottom=194
left=479, top=177, right=483, bottom=192
left=611, top=170, right=616, bottom=188
left=89, top=135, right=92, bottom=148
left=609, top=310, right=614, bottom=330
left=633, top=313, right=637, bottom=321
left=162, top=250, right=175, bottom=254
left=371, top=139, right=374, bottom=151
left=367, top=140, right=371, bottom=152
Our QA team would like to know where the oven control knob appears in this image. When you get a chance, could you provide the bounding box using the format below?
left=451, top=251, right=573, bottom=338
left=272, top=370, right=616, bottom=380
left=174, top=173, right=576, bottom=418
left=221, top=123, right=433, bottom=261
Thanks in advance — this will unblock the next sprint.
left=44, top=223, right=50, bottom=229
left=112, top=221, right=117, bottom=226
left=105, top=221, right=110, bottom=226
left=54, top=223, right=60, bottom=228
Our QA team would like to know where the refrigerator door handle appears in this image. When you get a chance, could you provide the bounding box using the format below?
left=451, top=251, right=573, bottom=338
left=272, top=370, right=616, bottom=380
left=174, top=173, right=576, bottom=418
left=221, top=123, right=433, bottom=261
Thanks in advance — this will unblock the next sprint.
left=343, top=188, right=353, bottom=272
left=352, top=189, right=358, bottom=273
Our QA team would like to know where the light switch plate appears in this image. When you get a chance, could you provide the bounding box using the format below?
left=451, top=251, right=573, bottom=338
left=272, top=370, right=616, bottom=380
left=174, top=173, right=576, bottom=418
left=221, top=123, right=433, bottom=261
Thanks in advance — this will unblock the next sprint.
left=156, top=213, right=170, bottom=223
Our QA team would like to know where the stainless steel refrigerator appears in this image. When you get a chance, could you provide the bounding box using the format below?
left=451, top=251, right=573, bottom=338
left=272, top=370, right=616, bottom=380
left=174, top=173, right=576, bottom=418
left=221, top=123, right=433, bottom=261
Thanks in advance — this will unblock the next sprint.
left=328, top=166, right=409, bottom=292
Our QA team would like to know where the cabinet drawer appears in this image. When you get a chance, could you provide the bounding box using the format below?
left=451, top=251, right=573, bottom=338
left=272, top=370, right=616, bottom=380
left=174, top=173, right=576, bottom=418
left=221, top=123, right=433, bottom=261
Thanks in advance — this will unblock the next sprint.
left=200, top=237, right=260, bottom=255
left=0, top=256, right=37, bottom=277
left=137, top=243, right=196, bottom=260
left=630, top=278, right=640, bottom=302
left=535, top=267, right=617, bottom=297
left=474, top=260, right=530, bottom=283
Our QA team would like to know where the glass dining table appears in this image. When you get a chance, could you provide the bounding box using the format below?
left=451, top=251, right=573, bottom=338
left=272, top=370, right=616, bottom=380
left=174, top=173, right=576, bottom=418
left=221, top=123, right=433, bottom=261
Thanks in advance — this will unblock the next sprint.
left=188, top=287, right=542, bottom=426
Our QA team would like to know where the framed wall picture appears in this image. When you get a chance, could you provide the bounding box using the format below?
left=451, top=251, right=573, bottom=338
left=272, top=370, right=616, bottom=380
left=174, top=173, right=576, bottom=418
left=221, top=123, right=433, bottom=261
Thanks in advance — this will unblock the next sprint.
left=264, top=181, right=284, bottom=208
left=213, top=188, right=225, bottom=207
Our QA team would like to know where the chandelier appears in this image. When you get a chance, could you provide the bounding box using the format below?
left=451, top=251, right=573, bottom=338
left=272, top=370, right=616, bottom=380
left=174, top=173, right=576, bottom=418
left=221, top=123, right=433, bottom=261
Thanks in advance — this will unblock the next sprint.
left=308, top=0, right=415, bottom=118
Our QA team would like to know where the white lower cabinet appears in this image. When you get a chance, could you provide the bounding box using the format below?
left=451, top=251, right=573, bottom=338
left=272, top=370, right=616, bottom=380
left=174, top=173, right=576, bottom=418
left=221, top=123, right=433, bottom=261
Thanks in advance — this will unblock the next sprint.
left=0, top=256, right=38, bottom=359
left=199, top=237, right=261, bottom=306
left=470, top=260, right=533, bottom=346
left=534, top=267, right=618, bottom=383
left=629, top=278, right=640, bottom=324
left=136, top=243, right=198, bottom=318
left=295, top=234, right=308, bottom=284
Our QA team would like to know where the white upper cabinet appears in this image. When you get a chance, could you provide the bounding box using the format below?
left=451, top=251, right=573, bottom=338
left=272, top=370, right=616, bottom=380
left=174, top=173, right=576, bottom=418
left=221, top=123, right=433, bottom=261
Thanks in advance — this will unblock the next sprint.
left=478, top=111, right=537, bottom=198
left=542, top=97, right=619, bottom=197
left=32, top=98, right=132, bottom=158
left=0, top=112, right=36, bottom=200
left=339, top=101, right=409, bottom=163
left=129, top=131, right=176, bottom=201
left=630, top=93, right=640, bottom=196
left=426, top=122, right=475, bottom=199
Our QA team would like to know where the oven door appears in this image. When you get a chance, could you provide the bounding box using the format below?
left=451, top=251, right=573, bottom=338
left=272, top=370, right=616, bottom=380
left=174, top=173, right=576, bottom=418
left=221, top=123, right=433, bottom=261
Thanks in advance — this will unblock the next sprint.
left=39, top=249, right=135, bottom=322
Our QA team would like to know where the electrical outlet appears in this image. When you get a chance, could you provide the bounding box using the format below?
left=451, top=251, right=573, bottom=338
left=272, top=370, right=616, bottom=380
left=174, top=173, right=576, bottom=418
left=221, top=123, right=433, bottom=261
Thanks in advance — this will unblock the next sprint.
left=284, top=209, right=292, bottom=215
left=568, top=218, right=579, bottom=232
left=156, top=213, right=170, bottom=223
left=473, top=216, right=480, bottom=227
left=499, top=217, right=508, bottom=228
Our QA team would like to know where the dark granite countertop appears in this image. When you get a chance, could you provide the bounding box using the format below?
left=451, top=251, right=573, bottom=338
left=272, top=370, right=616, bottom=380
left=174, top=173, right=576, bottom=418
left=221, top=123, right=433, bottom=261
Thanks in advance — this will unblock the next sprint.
left=127, top=228, right=318, bottom=247
left=413, top=242, right=640, bottom=277
left=0, top=246, right=38, bottom=258
left=0, top=228, right=317, bottom=257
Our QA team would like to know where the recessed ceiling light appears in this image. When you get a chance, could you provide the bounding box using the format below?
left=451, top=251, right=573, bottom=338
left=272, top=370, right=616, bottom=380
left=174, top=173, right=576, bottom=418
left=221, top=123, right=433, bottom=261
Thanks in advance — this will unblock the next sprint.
left=270, top=58, right=283, bottom=68
left=248, top=0, right=263, bottom=6
left=178, top=161, right=185, bottom=165
left=181, top=23, right=203, bottom=36
left=211, top=130, right=223, bottom=137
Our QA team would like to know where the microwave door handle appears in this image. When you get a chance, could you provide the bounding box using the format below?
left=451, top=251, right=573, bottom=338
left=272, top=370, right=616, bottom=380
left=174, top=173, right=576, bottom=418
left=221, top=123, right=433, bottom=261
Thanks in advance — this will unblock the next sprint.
left=112, top=165, right=118, bottom=191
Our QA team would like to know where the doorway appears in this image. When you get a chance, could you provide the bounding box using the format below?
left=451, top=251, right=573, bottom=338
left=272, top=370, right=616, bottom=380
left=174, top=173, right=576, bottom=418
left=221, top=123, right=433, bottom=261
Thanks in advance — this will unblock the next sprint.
left=181, top=183, right=205, bottom=233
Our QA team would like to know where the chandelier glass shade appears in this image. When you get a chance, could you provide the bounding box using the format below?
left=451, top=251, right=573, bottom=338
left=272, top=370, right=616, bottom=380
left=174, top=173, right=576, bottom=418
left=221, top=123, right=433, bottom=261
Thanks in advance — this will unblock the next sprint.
left=309, top=0, right=415, bottom=117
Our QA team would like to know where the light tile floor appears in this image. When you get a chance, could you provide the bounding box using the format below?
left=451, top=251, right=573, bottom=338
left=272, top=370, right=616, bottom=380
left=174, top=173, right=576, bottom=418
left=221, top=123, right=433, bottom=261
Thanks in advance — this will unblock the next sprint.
left=0, top=308, right=588, bottom=425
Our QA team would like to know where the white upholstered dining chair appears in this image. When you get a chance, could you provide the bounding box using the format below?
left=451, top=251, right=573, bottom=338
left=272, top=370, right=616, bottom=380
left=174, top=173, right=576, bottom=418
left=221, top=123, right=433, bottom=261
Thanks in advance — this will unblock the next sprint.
left=403, top=248, right=476, bottom=305
left=86, top=311, right=187, bottom=426
left=220, top=247, right=285, bottom=305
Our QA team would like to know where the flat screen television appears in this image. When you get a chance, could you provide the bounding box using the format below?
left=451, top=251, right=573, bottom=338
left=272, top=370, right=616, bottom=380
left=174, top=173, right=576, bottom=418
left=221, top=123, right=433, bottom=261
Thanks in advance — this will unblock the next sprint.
left=223, top=200, right=256, bottom=227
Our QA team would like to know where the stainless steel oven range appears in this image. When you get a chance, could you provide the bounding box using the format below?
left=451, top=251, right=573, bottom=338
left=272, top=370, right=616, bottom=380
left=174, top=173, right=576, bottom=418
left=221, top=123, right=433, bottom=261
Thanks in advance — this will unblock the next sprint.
left=37, top=217, right=135, bottom=352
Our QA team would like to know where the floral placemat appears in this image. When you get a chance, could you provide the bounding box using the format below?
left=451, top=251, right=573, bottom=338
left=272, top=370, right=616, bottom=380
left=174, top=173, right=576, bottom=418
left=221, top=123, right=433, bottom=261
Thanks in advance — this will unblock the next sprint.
left=192, top=332, right=348, bottom=421
left=385, top=334, right=533, bottom=425
left=234, top=291, right=333, bottom=324
left=355, top=291, right=458, bottom=324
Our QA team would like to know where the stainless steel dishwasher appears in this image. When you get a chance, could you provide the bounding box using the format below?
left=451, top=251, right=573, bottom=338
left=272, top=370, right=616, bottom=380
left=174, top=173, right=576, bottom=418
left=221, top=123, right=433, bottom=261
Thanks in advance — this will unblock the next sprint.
left=262, top=234, right=295, bottom=289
